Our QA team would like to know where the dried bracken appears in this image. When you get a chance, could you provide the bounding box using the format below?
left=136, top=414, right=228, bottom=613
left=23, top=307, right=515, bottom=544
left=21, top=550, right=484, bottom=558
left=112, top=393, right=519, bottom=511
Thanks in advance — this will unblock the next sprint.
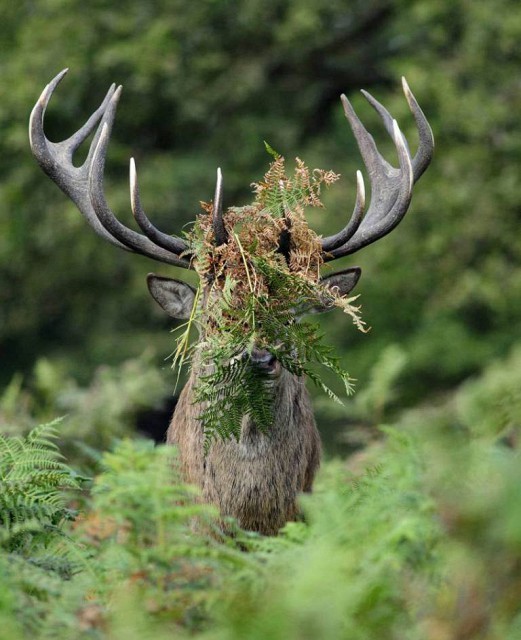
left=191, top=154, right=363, bottom=324
left=177, top=153, right=366, bottom=448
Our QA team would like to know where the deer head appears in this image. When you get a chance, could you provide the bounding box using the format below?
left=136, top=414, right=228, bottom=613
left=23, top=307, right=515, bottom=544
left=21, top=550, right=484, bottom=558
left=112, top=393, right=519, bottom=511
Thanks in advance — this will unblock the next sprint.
left=29, top=70, right=433, bottom=534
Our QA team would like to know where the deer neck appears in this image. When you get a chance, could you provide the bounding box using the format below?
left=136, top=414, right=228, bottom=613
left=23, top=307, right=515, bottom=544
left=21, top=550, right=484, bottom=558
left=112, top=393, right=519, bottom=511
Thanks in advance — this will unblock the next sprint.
left=239, top=368, right=309, bottom=439
left=177, top=364, right=312, bottom=441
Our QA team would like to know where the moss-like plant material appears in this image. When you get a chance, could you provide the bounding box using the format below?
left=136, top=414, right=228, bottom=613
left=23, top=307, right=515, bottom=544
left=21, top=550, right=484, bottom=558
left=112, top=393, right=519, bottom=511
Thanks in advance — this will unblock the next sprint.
left=175, top=150, right=366, bottom=449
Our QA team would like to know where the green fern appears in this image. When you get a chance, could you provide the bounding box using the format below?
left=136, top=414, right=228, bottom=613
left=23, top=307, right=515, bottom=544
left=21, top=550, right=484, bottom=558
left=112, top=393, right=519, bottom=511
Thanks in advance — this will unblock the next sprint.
left=0, top=421, right=90, bottom=638
left=0, top=420, right=82, bottom=554
left=180, top=152, right=362, bottom=450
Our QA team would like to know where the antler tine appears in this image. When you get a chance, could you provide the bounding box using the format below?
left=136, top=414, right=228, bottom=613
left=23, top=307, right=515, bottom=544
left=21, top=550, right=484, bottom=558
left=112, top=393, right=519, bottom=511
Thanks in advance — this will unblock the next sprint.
left=360, top=89, right=409, bottom=153
left=212, top=167, right=228, bottom=246
left=31, top=69, right=118, bottom=164
left=89, top=115, right=191, bottom=267
left=29, top=69, right=124, bottom=246
left=323, top=85, right=426, bottom=261
left=321, top=170, right=365, bottom=252
left=325, top=109, right=414, bottom=260
left=401, top=77, right=434, bottom=180
left=361, top=78, right=434, bottom=181
left=29, top=70, right=191, bottom=268
left=130, top=158, right=190, bottom=256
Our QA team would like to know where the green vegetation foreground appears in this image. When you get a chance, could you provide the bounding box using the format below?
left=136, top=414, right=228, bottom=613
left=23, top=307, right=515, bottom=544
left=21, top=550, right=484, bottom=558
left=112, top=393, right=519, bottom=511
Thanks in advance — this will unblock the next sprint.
left=1, top=345, right=521, bottom=638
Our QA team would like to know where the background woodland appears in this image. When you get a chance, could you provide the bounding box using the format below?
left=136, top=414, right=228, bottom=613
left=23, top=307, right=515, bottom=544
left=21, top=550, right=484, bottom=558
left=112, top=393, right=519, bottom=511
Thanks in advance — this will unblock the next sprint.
left=1, top=1, right=521, bottom=638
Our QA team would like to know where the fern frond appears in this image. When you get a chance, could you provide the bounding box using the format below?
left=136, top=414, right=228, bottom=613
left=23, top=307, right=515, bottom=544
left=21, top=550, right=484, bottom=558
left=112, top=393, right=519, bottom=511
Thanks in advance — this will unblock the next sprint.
left=0, top=420, right=82, bottom=556
left=176, top=150, right=361, bottom=447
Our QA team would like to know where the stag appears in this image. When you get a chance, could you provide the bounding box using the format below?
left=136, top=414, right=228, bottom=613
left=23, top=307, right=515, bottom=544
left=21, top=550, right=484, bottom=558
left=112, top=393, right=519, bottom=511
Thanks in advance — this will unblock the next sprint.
left=30, top=70, right=433, bottom=535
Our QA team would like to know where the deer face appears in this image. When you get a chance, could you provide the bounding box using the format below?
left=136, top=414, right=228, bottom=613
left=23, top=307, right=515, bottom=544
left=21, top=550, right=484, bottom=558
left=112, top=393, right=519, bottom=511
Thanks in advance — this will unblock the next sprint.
left=146, top=267, right=362, bottom=379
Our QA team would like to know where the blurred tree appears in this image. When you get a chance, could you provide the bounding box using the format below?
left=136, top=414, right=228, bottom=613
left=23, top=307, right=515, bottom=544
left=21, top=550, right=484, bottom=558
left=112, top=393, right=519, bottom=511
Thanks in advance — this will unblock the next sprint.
left=0, top=0, right=520, bottom=414
left=350, top=0, right=521, bottom=400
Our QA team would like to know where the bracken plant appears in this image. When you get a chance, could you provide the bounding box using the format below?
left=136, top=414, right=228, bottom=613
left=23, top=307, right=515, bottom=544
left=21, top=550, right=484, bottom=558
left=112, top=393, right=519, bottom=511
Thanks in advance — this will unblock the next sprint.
left=174, top=148, right=367, bottom=449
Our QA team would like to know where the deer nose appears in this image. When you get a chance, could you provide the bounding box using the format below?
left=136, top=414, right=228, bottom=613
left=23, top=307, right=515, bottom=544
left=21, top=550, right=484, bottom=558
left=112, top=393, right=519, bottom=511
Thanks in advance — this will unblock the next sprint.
left=248, top=347, right=280, bottom=376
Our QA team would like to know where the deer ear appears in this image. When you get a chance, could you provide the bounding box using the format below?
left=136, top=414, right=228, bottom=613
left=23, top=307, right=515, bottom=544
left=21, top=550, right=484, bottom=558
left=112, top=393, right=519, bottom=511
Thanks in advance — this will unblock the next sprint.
left=147, top=274, right=196, bottom=319
left=302, top=267, right=362, bottom=315
left=320, top=267, right=361, bottom=298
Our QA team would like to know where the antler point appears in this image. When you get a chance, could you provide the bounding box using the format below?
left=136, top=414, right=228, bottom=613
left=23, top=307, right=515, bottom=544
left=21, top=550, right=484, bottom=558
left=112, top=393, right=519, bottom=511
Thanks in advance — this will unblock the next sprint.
left=401, top=77, right=413, bottom=101
left=129, top=158, right=137, bottom=185
left=356, top=170, right=366, bottom=204
left=340, top=94, right=356, bottom=120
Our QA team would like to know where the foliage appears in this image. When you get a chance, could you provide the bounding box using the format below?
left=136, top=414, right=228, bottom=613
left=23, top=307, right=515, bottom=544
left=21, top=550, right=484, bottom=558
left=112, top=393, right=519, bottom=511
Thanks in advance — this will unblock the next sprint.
left=0, top=421, right=86, bottom=637
left=2, top=0, right=520, bottom=413
left=455, top=344, right=521, bottom=441
left=177, top=153, right=362, bottom=447
left=206, top=434, right=440, bottom=640
left=0, top=428, right=255, bottom=638
left=354, top=344, right=408, bottom=424
left=0, top=420, right=81, bottom=553
left=76, top=440, right=255, bottom=636
left=2, top=343, right=521, bottom=638
left=0, top=352, right=171, bottom=466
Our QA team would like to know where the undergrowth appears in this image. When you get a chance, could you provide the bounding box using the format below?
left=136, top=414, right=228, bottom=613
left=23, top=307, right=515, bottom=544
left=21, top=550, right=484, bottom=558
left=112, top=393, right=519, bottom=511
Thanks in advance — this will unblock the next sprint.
left=1, top=345, right=520, bottom=638
left=0, top=421, right=87, bottom=637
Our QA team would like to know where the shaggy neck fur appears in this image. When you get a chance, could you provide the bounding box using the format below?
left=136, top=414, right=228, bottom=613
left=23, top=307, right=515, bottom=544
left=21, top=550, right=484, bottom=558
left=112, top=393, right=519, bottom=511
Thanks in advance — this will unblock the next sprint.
left=167, top=367, right=321, bottom=535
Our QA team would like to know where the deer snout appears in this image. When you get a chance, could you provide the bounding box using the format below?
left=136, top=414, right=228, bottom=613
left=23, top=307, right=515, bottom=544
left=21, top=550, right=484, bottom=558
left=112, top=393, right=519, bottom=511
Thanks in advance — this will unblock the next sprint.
left=248, top=347, right=281, bottom=378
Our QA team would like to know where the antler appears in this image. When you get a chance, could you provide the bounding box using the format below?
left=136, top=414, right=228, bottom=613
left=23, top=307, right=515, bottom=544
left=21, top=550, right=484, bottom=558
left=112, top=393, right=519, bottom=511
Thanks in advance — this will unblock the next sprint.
left=322, top=78, right=434, bottom=260
left=29, top=70, right=228, bottom=268
left=30, top=71, right=431, bottom=270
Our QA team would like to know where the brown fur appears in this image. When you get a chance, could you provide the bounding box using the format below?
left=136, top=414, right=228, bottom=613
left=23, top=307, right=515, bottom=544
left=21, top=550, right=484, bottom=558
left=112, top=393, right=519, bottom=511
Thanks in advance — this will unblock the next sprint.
left=167, top=367, right=321, bottom=536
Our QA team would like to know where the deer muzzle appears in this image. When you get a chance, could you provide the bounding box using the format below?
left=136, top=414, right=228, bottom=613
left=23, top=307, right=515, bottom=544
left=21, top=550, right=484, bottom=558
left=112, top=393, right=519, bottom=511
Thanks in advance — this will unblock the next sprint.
left=248, top=347, right=281, bottom=378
